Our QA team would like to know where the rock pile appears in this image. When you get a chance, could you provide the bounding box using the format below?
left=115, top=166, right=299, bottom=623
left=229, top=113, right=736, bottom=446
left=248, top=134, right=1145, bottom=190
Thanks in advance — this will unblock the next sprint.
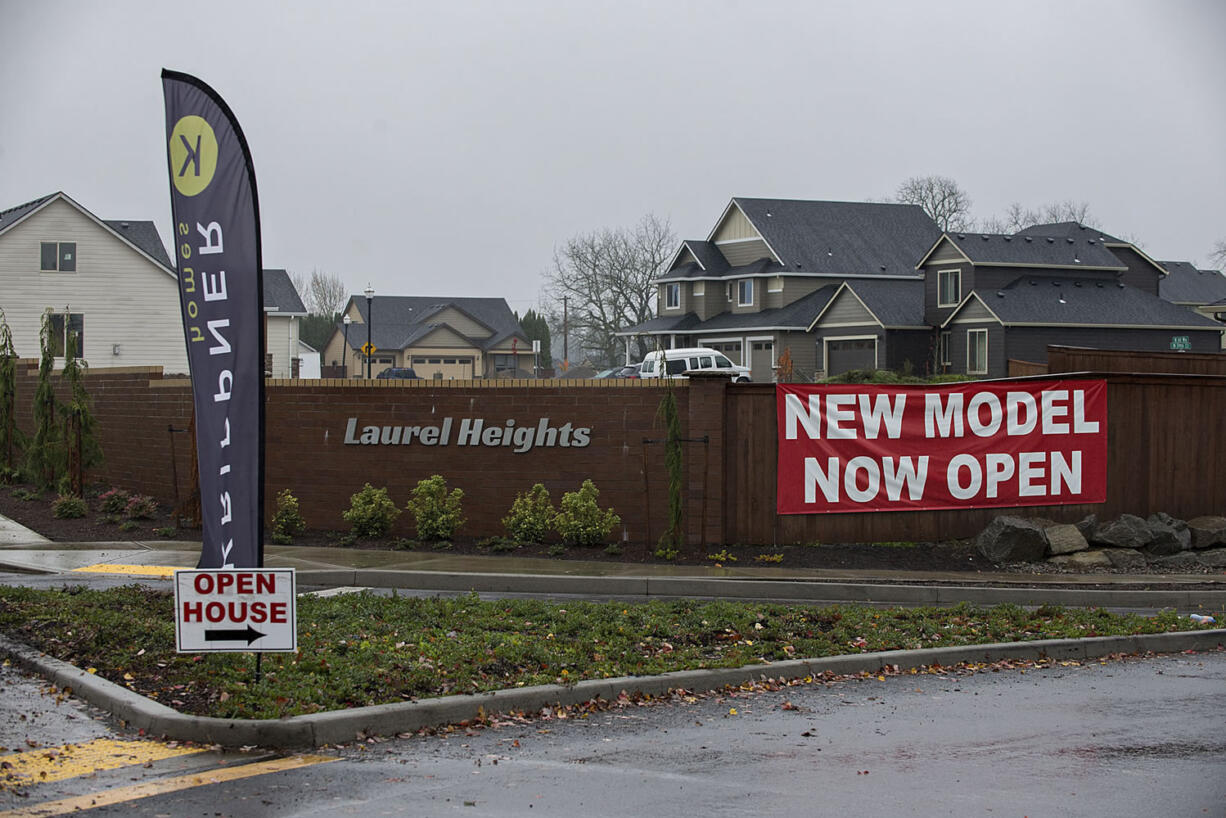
left=975, top=513, right=1226, bottom=570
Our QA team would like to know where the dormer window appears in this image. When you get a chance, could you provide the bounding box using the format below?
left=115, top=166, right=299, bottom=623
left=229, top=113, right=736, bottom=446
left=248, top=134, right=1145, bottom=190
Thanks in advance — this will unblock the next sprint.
left=41, top=242, right=77, bottom=272
left=665, top=283, right=680, bottom=310
left=738, top=279, right=754, bottom=306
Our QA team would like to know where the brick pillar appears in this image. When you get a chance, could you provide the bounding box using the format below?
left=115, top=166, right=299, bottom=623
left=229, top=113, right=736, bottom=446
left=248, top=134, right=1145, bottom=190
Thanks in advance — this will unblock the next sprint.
left=685, top=374, right=727, bottom=546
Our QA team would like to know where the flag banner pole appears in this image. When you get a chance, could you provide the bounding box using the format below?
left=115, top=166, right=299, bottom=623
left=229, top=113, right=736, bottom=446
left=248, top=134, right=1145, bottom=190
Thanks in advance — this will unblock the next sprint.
left=161, top=69, right=266, bottom=569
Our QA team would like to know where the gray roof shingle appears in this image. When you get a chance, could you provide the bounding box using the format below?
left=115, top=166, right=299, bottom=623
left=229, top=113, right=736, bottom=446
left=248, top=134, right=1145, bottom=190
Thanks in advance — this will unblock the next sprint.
left=104, top=220, right=173, bottom=269
left=1158, top=261, right=1226, bottom=305
left=1014, top=221, right=1128, bottom=245
left=960, top=277, right=1222, bottom=328
left=0, top=193, right=54, bottom=233
left=344, top=296, right=525, bottom=352
left=938, top=232, right=1125, bottom=269
left=263, top=269, right=306, bottom=314
left=731, top=198, right=940, bottom=277
left=837, top=279, right=926, bottom=327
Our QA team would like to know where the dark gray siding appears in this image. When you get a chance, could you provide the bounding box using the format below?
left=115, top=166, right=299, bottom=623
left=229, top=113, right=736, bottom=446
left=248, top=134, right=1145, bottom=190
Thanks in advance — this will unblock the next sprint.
left=923, top=262, right=970, bottom=325
left=947, top=324, right=1006, bottom=378
left=776, top=330, right=819, bottom=381
left=884, top=329, right=935, bottom=375
left=1107, top=245, right=1163, bottom=296
left=1004, top=326, right=1223, bottom=364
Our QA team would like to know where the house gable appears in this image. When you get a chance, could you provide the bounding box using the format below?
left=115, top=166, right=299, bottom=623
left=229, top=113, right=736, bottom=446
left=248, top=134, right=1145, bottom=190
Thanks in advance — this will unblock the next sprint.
left=808, top=283, right=881, bottom=331
left=916, top=235, right=971, bottom=268
left=943, top=293, right=1003, bottom=327
left=0, top=193, right=185, bottom=371
left=430, top=306, right=494, bottom=339
left=412, top=325, right=476, bottom=350
left=708, top=200, right=779, bottom=267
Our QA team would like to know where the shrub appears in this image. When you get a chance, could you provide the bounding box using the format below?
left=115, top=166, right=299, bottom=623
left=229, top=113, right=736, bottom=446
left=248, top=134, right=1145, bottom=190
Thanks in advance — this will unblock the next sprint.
left=271, top=489, right=307, bottom=543
left=342, top=483, right=401, bottom=538
left=502, top=484, right=555, bottom=543
left=52, top=494, right=87, bottom=519
left=125, top=495, right=158, bottom=520
left=119, top=520, right=140, bottom=532
left=554, top=480, right=620, bottom=546
left=406, top=475, right=465, bottom=541
left=97, top=488, right=131, bottom=515
left=11, top=487, right=40, bottom=502
left=154, top=526, right=178, bottom=539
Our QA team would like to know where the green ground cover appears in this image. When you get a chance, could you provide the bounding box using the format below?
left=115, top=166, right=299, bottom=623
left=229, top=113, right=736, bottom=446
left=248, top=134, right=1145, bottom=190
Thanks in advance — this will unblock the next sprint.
left=0, top=586, right=1211, bottom=720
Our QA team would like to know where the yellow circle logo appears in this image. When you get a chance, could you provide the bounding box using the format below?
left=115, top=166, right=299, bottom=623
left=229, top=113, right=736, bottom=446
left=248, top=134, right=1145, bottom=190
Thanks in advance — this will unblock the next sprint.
left=169, top=115, right=218, bottom=197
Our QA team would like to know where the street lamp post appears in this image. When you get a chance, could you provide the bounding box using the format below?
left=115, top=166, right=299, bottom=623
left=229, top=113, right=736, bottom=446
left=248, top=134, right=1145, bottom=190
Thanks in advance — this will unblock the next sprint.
left=342, top=315, right=352, bottom=378
left=364, top=284, right=374, bottom=379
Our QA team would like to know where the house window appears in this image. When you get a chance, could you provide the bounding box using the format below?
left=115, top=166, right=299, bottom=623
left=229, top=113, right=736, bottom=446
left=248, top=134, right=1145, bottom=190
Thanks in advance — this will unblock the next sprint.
left=967, top=329, right=988, bottom=375
left=726, top=282, right=733, bottom=302
left=937, top=269, right=960, bottom=307
left=767, top=276, right=784, bottom=293
left=48, top=313, right=85, bottom=357
left=738, top=279, right=754, bottom=306
left=692, top=281, right=704, bottom=297
left=939, top=331, right=951, bottom=367
left=665, top=283, right=680, bottom=310
left=493, top=354, right=518, bottom=373
left=40, top=242, right=77, bottom=272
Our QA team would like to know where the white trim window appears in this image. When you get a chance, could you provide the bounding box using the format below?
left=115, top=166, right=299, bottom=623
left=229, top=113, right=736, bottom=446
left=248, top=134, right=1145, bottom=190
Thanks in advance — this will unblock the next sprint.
left=41, top=241, right=77, bottom=273
left=937, top=268, right=960, bottom=307
left=967, top=328, right=988, bottom=375
left=48, top=312, right=85, bottom=357
left=664, top=283, right=680, bottom=310
left=939, top=330, right=952, bottom=368
left=738, top=279, right=754, bottom=307
left=692, top=281, right=704, bottom=297
left=767, top=276, right=784, bottom=293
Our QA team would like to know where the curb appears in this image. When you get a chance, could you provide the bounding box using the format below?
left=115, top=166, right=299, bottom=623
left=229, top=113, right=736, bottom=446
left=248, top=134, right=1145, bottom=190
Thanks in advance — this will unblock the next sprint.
left=296, top=569, right=1226, bottom=610
left=2, top=630, right=1222, bottom=750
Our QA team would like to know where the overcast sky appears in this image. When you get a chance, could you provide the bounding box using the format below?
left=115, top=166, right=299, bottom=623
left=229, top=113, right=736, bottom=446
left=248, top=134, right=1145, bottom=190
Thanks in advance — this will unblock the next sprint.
left=3, top=0, right=1223, bottom=313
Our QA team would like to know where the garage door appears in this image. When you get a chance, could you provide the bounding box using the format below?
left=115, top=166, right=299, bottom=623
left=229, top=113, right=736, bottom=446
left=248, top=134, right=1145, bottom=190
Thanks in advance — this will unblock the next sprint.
left=826, top=339, right=877, bottom=375
left=750, top=341, right=774, bottom=382
left=412, top=356, right=474, bottom=380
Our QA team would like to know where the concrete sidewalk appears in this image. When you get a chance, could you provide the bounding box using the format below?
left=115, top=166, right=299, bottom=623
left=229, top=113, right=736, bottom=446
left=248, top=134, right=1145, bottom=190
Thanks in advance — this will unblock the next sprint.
left=2, top=521, right=1224, bottom=610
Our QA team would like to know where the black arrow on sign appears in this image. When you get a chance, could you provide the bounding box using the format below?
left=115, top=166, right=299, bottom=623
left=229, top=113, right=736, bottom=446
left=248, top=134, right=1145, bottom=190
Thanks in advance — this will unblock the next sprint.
left=204, top=626, right=266, bottom=645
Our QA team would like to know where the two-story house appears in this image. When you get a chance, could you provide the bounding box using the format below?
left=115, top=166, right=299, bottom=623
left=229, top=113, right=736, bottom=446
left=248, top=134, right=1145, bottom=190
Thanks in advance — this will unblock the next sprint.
left=618, top=197, right=941, bottom=381
left=0, top=192, right=187, bottom=372
left=922, top=224, right=1223, bottom=376
left=621, top=200, right=1223, bottom=381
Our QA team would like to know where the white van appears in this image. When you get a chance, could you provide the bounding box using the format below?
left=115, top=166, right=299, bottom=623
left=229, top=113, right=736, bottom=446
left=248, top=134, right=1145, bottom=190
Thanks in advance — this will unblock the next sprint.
left=638, top=347, right=752, bottom=382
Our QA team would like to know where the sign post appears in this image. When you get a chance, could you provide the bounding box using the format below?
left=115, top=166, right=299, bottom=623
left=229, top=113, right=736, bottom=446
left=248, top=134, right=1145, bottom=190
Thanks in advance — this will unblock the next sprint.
left=175, top=568, right=296, bottom=654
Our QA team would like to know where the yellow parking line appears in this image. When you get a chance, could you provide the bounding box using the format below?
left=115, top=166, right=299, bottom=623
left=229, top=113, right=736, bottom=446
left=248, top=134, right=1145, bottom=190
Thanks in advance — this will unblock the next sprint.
left=0, top=738, right=204, bottom=786
left=71, top=564, right=184, bottom=578
left=0, top=754, right=337, bottom=817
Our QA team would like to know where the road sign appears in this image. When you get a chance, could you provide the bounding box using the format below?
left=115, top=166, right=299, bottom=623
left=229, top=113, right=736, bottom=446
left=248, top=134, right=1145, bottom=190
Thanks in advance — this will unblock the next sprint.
left=361, top=342, right=377, bottom=355
left=174, top=569, right=297, bottom=653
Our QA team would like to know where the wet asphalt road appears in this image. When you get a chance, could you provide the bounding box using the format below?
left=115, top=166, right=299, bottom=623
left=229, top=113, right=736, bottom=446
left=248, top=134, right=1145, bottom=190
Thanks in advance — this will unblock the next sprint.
left=7, top=649, right=1221, bottom=817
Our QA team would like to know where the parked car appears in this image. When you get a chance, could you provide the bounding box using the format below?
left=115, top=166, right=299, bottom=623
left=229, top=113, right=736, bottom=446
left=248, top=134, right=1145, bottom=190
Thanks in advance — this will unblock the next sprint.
left=592, top=368, right=622, bottom=379
left=615, top=364, right=641, bottom=378
left=375, top=367, right=420, bottom=380
left=638, top=348, right=751, bottom=382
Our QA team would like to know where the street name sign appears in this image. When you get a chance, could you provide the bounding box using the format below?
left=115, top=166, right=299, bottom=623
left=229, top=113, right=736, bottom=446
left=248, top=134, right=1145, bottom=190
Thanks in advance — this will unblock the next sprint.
left=174, top=569, right=297, bottom=653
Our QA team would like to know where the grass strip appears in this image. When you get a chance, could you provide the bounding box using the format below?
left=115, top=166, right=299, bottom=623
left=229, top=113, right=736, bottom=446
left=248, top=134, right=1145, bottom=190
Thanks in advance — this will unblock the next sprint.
left=0, top=585, right=1214, bottom=720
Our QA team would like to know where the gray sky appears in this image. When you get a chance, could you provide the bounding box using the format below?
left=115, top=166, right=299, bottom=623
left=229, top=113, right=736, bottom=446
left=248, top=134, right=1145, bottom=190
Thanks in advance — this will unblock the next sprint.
left=3, top=0, right=1223, bottom=314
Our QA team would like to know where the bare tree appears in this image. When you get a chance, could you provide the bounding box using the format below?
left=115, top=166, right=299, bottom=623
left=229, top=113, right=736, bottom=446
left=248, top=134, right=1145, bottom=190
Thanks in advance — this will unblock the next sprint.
left=894, top=175, right=974, bottom=232
left=1209, top=239, right=1226, bottom=271
left=542, top=214, right=675, bottom=368
left=288, top=270, right=308, bottom=304
left=307, top=269, right=347, bottom=317
left=984, top=200, right=1101, bottom=233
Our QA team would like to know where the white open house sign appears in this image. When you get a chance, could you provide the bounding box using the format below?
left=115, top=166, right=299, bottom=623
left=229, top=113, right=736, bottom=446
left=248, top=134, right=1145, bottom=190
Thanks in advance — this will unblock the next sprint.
left=174, top=569, right=297, bottom=653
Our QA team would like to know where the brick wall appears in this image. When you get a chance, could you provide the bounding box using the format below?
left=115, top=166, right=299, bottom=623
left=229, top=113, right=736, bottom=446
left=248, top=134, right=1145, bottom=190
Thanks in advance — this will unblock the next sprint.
left=12, top=367, right=698, bottom=543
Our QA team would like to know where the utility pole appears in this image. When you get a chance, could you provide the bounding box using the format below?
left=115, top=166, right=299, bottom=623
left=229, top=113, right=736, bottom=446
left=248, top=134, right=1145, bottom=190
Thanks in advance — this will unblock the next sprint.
left=562, top=296, right=568, bottom=371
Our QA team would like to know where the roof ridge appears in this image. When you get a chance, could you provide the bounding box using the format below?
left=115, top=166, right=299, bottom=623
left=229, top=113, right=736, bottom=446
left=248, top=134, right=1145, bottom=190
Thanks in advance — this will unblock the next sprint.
left=0, top=192, right=56, bottom=220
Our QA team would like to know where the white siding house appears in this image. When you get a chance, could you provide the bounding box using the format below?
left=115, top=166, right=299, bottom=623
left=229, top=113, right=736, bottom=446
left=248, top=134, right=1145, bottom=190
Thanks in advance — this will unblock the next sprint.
left=0, top=192, right=188, bottom=372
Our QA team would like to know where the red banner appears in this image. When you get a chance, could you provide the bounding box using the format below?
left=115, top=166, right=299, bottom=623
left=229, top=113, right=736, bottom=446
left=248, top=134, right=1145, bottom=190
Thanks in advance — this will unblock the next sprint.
left=777, top=380, right=1107, bottom=514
